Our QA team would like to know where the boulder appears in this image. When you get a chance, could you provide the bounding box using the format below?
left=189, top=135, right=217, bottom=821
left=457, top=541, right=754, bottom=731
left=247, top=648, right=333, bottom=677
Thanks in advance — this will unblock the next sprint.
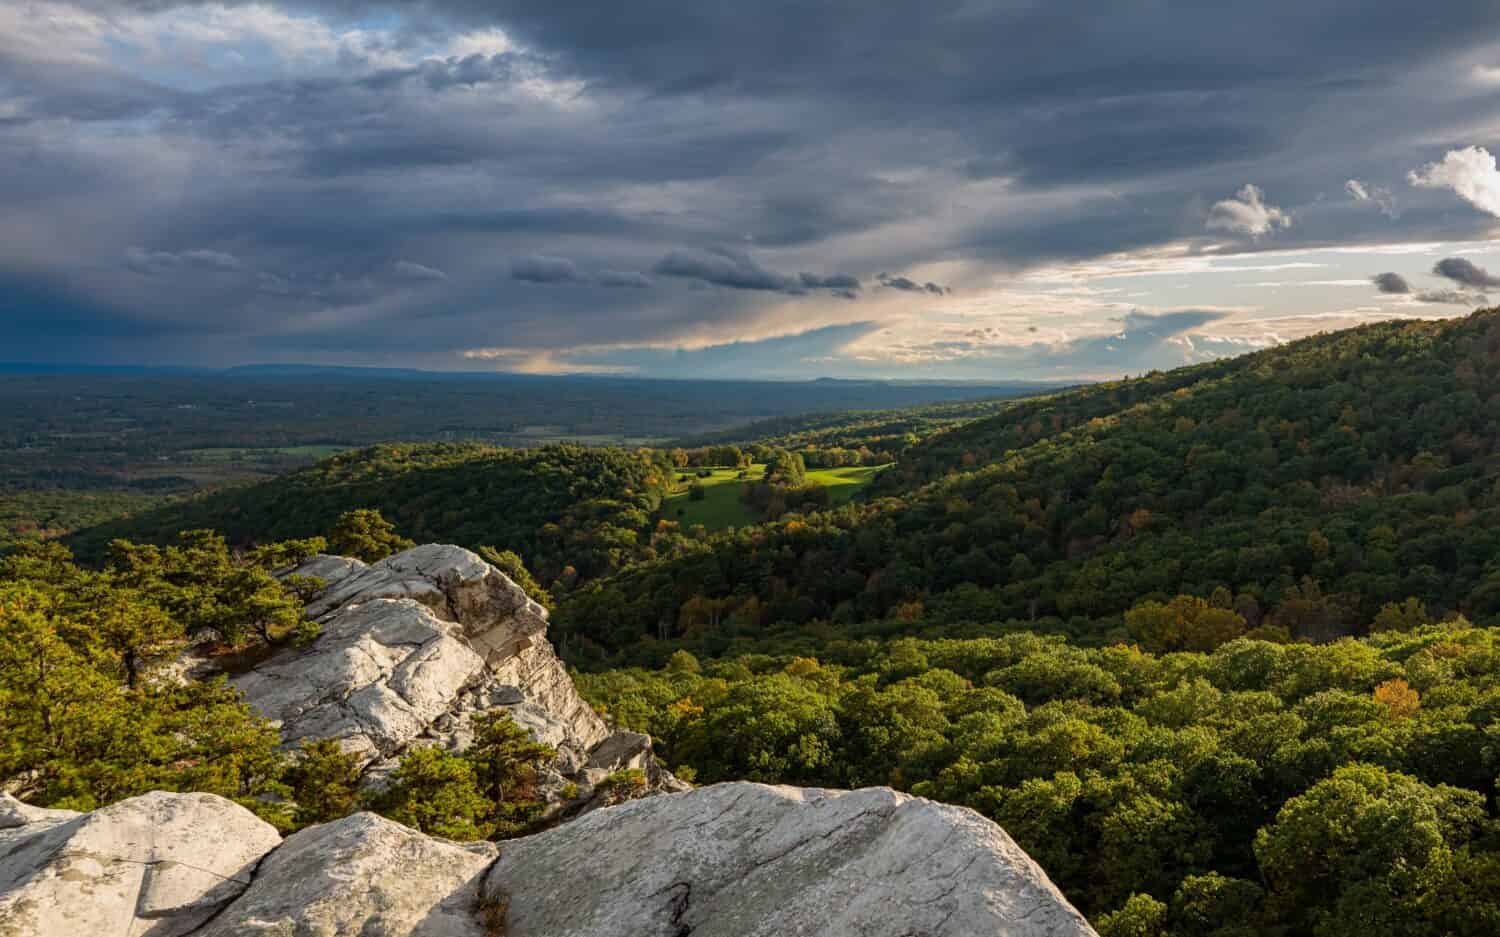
left=484, top=782, right=1098, bottom=937
left=0, top=791, right=281, bottom=937
left=196, top=812, right=497, bottom=937
left=2, top=783, right=1098, bottom=937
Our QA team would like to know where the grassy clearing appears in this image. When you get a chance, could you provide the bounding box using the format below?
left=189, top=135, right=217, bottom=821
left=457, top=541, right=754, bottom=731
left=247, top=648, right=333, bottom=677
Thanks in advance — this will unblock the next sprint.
left=663, top=466, right=763, bottom=530
left=805, top=465, right=887, bottom=501
left=662, top=463, right=889, bottom=531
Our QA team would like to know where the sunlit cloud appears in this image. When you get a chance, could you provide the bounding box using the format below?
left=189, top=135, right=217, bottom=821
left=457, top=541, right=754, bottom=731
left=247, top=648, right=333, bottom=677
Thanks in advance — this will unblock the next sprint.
left=1206, top=185, right=1291, bottom=239
left=1409, top=146, right=1500, bottom=218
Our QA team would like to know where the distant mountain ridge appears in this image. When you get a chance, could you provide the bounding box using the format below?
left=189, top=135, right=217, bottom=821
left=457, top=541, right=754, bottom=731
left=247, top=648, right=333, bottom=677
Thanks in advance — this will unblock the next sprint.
left=3, top=358, right=1075, bottom=390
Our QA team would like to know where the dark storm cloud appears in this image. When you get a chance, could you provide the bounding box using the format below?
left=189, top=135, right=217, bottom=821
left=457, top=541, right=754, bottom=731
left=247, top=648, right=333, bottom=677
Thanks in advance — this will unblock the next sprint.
left=8, top=0, right=1500, bottom=370
left=512, top=255, right=586, bottom=284
left=324, top=1, right=1491, bottom=105
left=1004, top=122, right=1276, bottom=187
left=797, top=272, right=860, bottom=291
left=877, top=273, right=950, bottom=295
left=1432, top=257, right=1500, bottom=289
left=597, top=270, right=652, bottom=288
left=654, top=247, right=794, bottom=292
left=653, top=247, right=858, bottom=295
left=1372, top=272, right=1410, bottom=294
left=1415, top=289, right=1487, bottom=306
left=512, top=262, right=654, bottom=288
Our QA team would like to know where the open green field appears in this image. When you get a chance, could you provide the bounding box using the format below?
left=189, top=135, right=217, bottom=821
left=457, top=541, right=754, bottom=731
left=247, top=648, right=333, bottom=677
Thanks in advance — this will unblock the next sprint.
left=662, top=463, right=888, bottom=531
left=805, top=465, right=886, bottom=493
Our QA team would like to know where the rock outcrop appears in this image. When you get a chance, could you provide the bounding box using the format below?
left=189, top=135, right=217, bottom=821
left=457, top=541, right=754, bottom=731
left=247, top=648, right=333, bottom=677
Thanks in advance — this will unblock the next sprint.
left=0, top=787, right=1098, bottom=937
left=0, top=544, right=1100, bottom=936
left=0, top=791, right=280, bottom=937
left=233, top=544, right=681, bottom=802
left=486, top=782, right=1097, bottom=937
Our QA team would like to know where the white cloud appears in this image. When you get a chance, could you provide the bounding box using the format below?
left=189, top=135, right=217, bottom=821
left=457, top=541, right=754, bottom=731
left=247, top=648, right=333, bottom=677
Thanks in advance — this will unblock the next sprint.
left=443, top=29, right=515, bottom=60
left=1471, top=64, right=1500, bottom=86
left=1205, top=184, right=1291, bottom=239
left=1408, top=146, right=1500, bottom=218
left=1345, top=178, right=1398, bottom=218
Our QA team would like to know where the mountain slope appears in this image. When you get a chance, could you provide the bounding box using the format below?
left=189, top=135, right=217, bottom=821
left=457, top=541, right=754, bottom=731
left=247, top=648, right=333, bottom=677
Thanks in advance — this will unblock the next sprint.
left=560, top=310, right=1500, bottom=660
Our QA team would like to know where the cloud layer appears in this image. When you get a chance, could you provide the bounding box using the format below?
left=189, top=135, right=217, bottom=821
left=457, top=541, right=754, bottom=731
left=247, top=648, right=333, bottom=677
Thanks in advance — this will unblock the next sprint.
left=4, top=1, right=1500, bottom=375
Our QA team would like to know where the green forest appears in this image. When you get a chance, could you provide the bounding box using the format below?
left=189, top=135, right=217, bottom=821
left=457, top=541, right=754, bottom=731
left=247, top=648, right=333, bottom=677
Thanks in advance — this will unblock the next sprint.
left=4, top=310, right=1500, bottom=935
left=560, top=312, right=1500, bottom=663
left=578, top=621, right=1500, bottom=936
left=64, top=443, right=676, bottom=585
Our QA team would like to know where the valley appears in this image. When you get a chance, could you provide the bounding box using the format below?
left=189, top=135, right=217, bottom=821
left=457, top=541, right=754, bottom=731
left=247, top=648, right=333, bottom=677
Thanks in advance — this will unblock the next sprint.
left=4, top=310, right=1500, bottom=935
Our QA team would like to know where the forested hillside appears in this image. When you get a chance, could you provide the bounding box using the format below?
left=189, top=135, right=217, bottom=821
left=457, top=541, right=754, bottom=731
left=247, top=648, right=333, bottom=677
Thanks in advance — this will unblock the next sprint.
left=561, top=311, right=1500, bottom=661
left=68, top=444, right=676, bottom=585
left=578, top=622, right=1500, bottom=934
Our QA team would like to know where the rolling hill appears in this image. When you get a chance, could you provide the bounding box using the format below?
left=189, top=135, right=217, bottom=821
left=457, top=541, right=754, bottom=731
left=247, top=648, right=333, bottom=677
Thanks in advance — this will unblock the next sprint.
left=66, top=443, right=674, bottom=585
left=559, top=310, right=1500, bottom=662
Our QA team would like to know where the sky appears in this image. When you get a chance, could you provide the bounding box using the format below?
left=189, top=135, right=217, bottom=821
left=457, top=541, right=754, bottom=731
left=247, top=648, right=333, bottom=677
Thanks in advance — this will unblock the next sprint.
left=5, top=2, right=1500, bottom=380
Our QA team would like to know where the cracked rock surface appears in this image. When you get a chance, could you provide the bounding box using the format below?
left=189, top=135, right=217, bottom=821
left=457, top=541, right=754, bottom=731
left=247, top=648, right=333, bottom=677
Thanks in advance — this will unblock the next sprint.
left=2, top=786, right=1096, bottom=937
left=484, top=782, right=1099, bottom=937
left=0, top=791, right=280, bottom=937
left=235, top=544, right=680, bottom=800
left=194, top=812, right=497, bottom=937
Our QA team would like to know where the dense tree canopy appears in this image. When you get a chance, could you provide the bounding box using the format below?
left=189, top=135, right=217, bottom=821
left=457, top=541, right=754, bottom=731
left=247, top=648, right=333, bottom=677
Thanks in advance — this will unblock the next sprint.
left=579, top=620, right=1500, bottom=934
left=69, top=443, right=680, bottom=589
left=0, top=541, right=298, bottom=818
